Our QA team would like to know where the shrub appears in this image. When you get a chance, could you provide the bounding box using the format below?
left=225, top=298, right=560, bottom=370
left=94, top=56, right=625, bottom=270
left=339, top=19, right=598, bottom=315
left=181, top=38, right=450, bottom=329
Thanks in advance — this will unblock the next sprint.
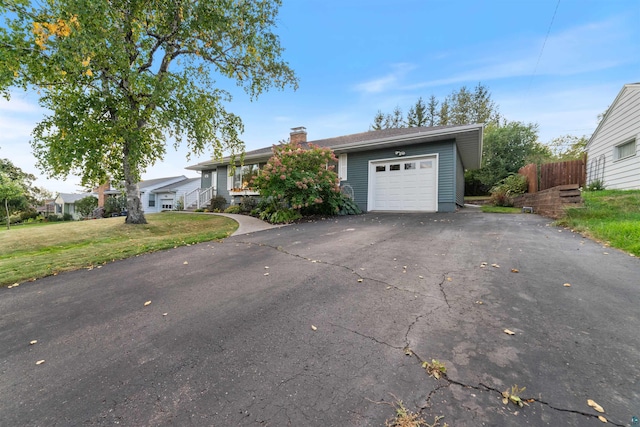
left=224, top=205, right=242, bottom=214
left=194, top=208, right=204, bottom=212
left=104, top=194, right=126, bottom=217
left=20, top=208, right=39, bottom=222
left=255, top=197, right=302, bottom=224
left=46, top=214, right=61, bottom=222
left=75, top=196, right=98, bottom=218
left=585, top=179, right=605, bottom=191
left=334, top=195, right=362, bottom=216
left=209, top=195, right=227, bottom=212
left=239, top=196, right=258, bottom=213
left=252, top=140, right=342, bottom=215
left=175, top=196, right=184, bottom=211
left=62, top=213, right=73, bottom=221
left=490, top=174, right=527, bottom=207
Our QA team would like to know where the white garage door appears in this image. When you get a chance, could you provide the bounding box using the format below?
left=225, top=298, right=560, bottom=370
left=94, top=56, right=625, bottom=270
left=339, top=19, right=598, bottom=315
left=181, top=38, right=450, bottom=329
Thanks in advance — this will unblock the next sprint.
left=368, top=155, right=438, bottom=211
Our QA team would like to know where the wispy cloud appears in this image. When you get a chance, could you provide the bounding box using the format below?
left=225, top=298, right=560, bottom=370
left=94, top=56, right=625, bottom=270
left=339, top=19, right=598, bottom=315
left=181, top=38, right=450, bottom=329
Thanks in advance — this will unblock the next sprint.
left=352, top=63, right=416, bottom=94
left=407, top=16, right=634, bottom=90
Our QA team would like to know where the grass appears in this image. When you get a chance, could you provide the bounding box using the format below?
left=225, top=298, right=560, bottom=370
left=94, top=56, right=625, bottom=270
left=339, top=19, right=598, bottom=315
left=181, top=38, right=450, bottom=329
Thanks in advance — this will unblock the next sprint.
left=481, top=206, right=522, bottom=214
left=0, top=212, right=238, bottom=287
left=558, top=189, right=640, bottom=256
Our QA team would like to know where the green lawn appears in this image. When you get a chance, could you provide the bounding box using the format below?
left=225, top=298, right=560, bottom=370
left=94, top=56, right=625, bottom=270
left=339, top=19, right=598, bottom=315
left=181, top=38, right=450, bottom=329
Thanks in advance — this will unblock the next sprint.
left=558, top=190, right=640, bottom=256
left=0, top=212, right=238, bottom=287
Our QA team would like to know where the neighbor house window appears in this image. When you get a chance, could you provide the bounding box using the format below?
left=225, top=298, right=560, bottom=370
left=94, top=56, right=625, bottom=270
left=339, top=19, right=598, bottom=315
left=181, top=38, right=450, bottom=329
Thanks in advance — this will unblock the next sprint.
left=614, top=139, right=636, bottom=161
left=148, top=194, right=155, bottom=207
left=231, top=163, right=261, bottom=191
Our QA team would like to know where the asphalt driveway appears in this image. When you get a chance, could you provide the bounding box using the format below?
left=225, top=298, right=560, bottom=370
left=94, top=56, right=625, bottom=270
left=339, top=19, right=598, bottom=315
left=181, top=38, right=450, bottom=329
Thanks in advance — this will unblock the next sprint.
left=1, top=211, right=638, bottom=426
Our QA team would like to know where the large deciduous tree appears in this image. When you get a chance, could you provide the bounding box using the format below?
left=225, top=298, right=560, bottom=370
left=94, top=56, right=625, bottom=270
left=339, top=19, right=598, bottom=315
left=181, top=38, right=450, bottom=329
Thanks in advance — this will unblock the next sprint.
left=1, top=0, right=298, bottom=224
left=476, top=122, right=551, bottom=189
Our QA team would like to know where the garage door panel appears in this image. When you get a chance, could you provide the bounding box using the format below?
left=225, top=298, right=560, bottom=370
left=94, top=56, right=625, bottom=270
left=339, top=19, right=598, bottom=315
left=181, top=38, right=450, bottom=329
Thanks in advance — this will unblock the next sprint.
left=370, top=156, right=437, bottom=212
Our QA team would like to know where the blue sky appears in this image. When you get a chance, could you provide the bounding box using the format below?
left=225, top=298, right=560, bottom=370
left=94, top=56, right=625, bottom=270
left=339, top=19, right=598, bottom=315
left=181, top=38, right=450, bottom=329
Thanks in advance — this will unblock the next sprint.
left=1, top=0, right=638, bottom=194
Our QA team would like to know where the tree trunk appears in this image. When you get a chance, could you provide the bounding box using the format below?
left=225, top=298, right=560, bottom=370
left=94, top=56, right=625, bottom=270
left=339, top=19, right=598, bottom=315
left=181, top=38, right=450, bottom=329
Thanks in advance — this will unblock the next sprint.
left=123, top=144, right=147, bottom=225
left=4, top=198, right=9, bottom=230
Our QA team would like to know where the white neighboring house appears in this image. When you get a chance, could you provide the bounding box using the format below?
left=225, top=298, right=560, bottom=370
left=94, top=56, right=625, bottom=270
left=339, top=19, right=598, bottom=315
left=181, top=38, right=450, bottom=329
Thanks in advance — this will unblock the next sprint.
left=148, top=177, right=200, bottom=212
left=139, top=176, right=200, bottom=213
left=54, top=193, right=97, bottom=220
left=586, top=83, right=640, bottom=189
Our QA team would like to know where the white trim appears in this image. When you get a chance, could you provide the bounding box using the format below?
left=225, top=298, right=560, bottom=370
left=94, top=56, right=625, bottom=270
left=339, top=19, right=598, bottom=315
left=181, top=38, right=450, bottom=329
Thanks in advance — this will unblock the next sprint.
left=339, top=153, right=348, bottom=181
left=367, top=153, right=439, bottom=212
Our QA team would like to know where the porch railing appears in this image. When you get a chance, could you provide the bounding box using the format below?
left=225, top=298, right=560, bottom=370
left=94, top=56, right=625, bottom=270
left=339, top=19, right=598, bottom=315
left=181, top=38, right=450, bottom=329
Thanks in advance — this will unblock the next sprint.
left=183, top=186, right=216, bottom=209
left=198, top=187, right=215, bottom=208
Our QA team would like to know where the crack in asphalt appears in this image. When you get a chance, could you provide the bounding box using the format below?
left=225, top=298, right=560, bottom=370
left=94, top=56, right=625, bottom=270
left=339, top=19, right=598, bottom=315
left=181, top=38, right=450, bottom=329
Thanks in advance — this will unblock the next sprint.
left=233, top=241, right=625, bottom=425
left=236, top=241, right=443, bottom=301
left=437, top=274, right=452, bottom=309
left=328, top=322, right=403, bottom=350
left=407, top=350, right=626, bottom=426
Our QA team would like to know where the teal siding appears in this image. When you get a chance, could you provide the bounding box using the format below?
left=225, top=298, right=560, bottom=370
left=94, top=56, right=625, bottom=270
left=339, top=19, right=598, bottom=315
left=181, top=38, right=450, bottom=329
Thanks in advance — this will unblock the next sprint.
left=217, top=166, right=230, bottom=200
left=341, top=139, right=457, bottom=212
left=455, top=146, right=465, bottom=207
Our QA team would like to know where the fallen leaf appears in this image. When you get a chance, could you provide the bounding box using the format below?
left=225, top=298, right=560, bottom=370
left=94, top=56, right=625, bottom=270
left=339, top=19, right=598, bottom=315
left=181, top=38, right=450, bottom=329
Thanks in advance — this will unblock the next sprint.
left=480, top=262, right=488, bottom=268
left=504, top=329, right=515, bottom=335
left=385, top=286, right=392, bottom=290
left=588, top=399, right=605, bottom=413
left=563, top=283, right=571, bottom=287
left=30, top=340, right=37, bottom=345
left=311, top=325, right=317, bottom=331
left=492, top=264, right=500, bottom=268
left=446, top=277, right=452, bottom=282
left=36, top=360, right=45, bottom=365
left=264, top=266, right=269, bottom=269
left=264, top=272, right=269, bottom=276
left=598, top=415, right=607, bottom=423
left=357, top=278, right=363, bottom=283
left=418, top=275, right=424, bottom=279
left=511, top=269, right=519, bottom=273
left=475, top=301, right=483, bottom=304
left=163, top=313, right=168, bottom=316
left=183, top=261, right=188, bottom=265
left=603, top=252, right=609, bottom=255
left=144, top=301, right=151, bottom=306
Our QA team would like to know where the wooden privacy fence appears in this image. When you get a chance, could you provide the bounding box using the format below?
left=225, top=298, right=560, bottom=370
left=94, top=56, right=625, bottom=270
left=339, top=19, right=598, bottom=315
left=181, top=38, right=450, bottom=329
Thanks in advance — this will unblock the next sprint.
left=518, top=158, right=586, bottom=193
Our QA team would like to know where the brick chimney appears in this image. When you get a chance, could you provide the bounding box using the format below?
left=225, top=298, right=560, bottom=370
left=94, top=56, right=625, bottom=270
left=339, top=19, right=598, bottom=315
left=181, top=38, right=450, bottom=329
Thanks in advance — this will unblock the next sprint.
left=93, top=180, right=111, bottom=208
left=290, top=126, right=307, bottom=144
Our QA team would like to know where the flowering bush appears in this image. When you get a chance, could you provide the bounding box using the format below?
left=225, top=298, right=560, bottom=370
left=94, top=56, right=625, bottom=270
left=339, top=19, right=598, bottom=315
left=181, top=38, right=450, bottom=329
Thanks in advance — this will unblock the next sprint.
left=252, top=140, right=343, bottom=215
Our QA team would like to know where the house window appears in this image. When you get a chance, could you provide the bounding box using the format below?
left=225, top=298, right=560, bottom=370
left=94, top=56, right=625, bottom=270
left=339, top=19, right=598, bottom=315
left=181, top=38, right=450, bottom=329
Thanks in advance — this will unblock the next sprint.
left=339, top=153, right=348, bottom=181
left=404, top=162, right=416, bottom=170
left=148, top=194, right=155, bottom=207
left=389, top=164, right=400, bottom=171
left=161, top=203, right=173, bottom=210
left=614, top=139, right=636, bottom=161
left=231, top=163, right=261, bottom=191
left=376, top=165, right=386, bottom=172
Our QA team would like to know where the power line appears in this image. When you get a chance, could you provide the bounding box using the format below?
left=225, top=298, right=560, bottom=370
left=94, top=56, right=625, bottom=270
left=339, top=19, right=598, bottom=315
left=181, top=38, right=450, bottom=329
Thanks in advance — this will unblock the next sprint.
left=528, top=0, right=561, bottom=91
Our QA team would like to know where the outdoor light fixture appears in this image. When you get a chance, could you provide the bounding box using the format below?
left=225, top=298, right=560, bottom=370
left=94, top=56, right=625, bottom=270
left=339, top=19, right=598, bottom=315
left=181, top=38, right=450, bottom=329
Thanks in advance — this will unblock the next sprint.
left=395, top=150, right=406, bottom=156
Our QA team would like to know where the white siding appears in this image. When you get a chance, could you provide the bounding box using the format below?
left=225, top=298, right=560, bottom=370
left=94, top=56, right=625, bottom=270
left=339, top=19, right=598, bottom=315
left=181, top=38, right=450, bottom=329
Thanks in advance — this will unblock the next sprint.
left=586, top=84, right=640, bottom=189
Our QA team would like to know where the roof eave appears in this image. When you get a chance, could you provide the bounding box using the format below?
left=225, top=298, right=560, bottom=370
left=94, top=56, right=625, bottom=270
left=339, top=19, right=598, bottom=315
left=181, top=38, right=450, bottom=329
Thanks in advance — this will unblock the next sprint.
left=185, top=124, right=483, bottom=170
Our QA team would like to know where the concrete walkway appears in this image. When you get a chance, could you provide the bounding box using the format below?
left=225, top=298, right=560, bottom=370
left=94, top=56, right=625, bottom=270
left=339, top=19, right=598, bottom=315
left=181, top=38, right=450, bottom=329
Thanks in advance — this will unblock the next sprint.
left=210, top=212, right=284, bottom=236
